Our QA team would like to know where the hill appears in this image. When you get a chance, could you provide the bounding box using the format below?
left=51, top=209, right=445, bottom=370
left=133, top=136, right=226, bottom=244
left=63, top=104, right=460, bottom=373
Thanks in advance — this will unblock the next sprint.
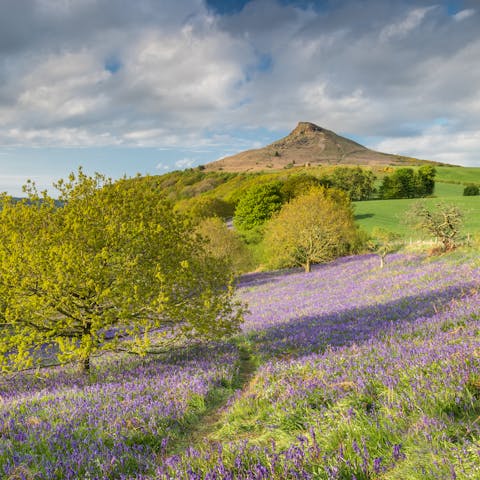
left=206, top=122, right=438, bottom=171
left=3, top=253, right=480, bottom=478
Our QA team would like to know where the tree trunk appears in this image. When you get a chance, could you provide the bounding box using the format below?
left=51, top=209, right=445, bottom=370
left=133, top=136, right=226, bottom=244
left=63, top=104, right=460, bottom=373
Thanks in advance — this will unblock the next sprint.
left=380, top=254, right=385, bottom=269
left=304, top=259, right=311, bottom=273
left=81, top=356, right=90, bottom=373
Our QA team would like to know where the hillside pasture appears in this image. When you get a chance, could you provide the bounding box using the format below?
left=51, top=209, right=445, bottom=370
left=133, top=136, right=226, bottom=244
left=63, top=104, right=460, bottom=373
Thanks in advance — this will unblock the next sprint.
left=434, top=166, right=480, bottom=185
left=354, top=185, right=480, bottom=236
left=3, top=253, right=480, bottom=479
left=156, top=253, right=480, bottom=479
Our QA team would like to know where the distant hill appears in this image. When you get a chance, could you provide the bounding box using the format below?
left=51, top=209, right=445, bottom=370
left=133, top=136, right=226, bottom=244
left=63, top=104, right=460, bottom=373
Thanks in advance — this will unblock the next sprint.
left=206, top=122, right=439, bottom=172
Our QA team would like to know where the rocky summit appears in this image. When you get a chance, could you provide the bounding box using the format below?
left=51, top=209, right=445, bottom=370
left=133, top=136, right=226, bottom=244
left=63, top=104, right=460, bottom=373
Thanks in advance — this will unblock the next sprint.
left=206, top=122, right=434, bottom=172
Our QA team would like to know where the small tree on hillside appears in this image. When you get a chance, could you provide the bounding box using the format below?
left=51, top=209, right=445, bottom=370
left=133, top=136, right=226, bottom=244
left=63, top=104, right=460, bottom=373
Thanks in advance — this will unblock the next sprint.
left=405, top=201, right=464, bottom=252
left=0, top=171, right=244, bottom=373
left=233, top=182, right=284, bottom=239
left=368, top=227, right=402, bottom=268
left=263, top=188, right=357, bottom=273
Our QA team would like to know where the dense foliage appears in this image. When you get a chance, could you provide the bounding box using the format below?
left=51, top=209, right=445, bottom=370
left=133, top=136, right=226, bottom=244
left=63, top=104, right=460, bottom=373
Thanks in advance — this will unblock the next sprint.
left=0, top=171, right=243, bottom=373
left=233, top=182, right=284, bottom=235
left=263, top=188, right=357, bottom=272
left=279, top=173, right=327, bottom=201
left=463, top=184, right=479, bottom=196
left=328, top=166, right=377, bottom=200
left=195, top=217, right=253, bottom=274
left=379, top=166, right=436, bottom=199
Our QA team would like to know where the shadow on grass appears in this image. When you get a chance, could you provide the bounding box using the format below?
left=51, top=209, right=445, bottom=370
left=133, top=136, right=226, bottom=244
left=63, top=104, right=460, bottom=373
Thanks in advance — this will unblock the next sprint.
left=245, top=282, right=477, bottom=359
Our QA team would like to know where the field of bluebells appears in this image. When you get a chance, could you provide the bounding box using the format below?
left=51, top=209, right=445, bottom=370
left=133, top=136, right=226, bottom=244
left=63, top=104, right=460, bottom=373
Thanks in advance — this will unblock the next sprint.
left=0, top=344, right=238, bottom=479
left=2, top=252, right=480, bottom=479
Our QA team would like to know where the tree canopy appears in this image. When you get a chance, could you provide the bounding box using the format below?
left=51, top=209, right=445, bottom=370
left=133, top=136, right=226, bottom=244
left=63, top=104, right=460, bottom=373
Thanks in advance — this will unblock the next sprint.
left=379, top=166, right=436, bottom=199
left=233, top=181, right=284, bottom=235
left=195, top=217, right=253, bottom=274
left=263, top=188, right=357, bottom=272
left=329, top=166, right=377, bottom=201
left=0, top=170, right=243, bottom=373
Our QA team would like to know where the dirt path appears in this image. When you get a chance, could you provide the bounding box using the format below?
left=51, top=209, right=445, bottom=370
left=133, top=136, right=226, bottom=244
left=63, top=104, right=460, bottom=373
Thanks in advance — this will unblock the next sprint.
left=167, top=342, right=258, bottom=455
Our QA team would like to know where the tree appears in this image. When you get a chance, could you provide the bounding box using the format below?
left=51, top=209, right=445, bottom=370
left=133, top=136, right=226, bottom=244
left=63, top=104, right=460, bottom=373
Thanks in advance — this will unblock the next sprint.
left=368, top=227, right=402, bottom=268
left=280, top=174, right=328, bottom=202
left=263, top=188, right=357, bottom=273
left=0, top=171, right=244, bottom=373
left=329, top=166, right=377, bottom=201
left=405, top=201, right=463, bottom=252
left=379, top=168, right=416, bottom=199
left=176, top=196, right=233, bottom=220
left=233, top=182, right=284, bottom=236
left=379, top=166, right=436, bottom=199
left=195, top=217, right=253, bottom=274
left=416, top=165, right=436, bottom=196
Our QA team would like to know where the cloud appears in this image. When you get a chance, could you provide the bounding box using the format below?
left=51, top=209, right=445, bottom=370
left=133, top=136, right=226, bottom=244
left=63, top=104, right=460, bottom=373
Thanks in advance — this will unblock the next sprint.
left=371, top=125, right=480, bottom=167
left=379, top=6, right=436, bottom=42
left=0, top=0, right=479, bottom=167
left=453, top=9, right=475, bottom=22
left=175, top=158, right=196, bottom=169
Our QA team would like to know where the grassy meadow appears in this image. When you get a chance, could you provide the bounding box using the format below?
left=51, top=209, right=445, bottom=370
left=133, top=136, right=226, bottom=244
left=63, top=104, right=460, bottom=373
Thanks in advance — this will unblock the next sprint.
left=2, top=252, right=480, bottom=479
left=2, top=165, right=480, bottom=479
left=354, top=174, right=480, bottom=237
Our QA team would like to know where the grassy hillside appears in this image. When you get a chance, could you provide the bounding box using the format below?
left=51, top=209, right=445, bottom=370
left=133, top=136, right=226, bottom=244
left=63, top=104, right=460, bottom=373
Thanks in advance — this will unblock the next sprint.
left=354, top=180, right=480, bottom=237
left=3, top=253, right=480, bottom=478
left=434, top=165, right=480, bottom=185
left=134, top=165, right=480, bottom=238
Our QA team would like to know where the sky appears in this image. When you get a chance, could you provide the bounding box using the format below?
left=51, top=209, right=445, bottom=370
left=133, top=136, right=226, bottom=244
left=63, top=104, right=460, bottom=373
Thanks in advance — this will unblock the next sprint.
left=0, top=0, right=479, bottom=195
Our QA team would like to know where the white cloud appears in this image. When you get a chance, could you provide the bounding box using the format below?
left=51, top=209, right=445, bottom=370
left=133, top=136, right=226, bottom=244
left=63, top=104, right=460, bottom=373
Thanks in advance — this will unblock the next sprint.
left=453, top=9, right=475, bottom=22
left=372, top=126, right=480, bottom=167
left=380, top=6, right=436, bottom=41
left=0, top=0, right=479, bottom=167
left=175, top=158, right=196, bottom=168
left=155, top=163, right=170, bottom=170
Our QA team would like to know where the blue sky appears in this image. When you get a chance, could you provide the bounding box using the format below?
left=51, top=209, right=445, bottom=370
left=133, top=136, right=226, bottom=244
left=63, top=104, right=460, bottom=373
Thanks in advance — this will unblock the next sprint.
left=0, top=0, right=479, bottom=195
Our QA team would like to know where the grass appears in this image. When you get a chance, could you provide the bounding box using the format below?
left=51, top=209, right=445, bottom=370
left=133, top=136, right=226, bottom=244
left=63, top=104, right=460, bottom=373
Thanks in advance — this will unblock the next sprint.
left=434, top=166, right=480, bottom=185
left=354, top=180, right=480, bottom=236
left=3, top=253, right=480, bottom=478
left=153, top=253, right=480, bottom=479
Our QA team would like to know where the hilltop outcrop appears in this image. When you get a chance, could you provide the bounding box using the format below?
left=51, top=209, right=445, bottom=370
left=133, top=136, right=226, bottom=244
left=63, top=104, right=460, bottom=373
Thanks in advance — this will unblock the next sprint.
left=206, top=122, right=433, bottom=171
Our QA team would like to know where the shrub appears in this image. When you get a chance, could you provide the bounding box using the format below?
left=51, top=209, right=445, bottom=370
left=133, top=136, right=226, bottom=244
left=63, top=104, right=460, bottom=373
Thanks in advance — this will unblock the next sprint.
left=463, top=184, right=479, bottom=196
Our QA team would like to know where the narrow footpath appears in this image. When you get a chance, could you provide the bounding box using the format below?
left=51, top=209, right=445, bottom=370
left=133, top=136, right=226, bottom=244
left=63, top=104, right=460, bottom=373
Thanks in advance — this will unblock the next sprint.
left=167, top=341, right=258, bottom=456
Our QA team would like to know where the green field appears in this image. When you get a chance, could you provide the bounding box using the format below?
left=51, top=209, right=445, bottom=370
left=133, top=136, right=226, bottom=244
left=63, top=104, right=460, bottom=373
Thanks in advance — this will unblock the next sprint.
left=434, top=165, right=480, bottom=185
left=354, top=179, right=480, bottom=237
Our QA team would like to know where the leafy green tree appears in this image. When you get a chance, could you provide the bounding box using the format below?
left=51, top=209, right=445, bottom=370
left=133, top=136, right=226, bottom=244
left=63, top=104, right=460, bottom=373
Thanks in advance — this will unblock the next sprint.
left=233, top=182, right=284, bottom=236
left=416, top=165, right=436, bottom=196
left=0, top=171, right=243, bottom=373
left=368, top=227, right=402, bottom=268
left=263, top=188, right=357, bottom=273
left=280, top=174, right=328, bottom=202
left=463, top=184, right=479, bottom=196
left=195, top=217, right=253, bottom=274
left=405, top=201, right=463, bottom=252
left=329, top=166, right=377, bottom=201
left=380, top=166, right=436, bottom=199
left=379, top=168, right=416, bottom=199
